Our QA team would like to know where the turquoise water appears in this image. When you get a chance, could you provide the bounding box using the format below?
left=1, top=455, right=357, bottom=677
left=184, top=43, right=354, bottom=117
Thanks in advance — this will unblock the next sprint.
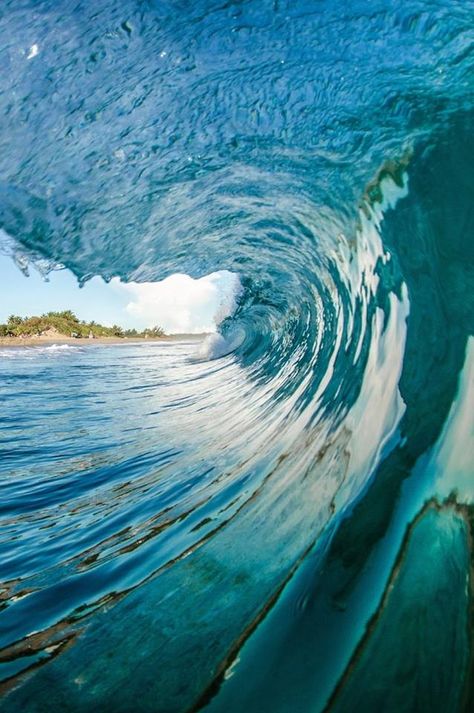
left=0, top=1, right=473, bottom=711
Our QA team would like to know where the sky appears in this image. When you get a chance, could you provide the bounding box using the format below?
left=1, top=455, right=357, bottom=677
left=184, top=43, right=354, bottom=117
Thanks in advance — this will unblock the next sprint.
left=0, top=255, right=242, bottom=334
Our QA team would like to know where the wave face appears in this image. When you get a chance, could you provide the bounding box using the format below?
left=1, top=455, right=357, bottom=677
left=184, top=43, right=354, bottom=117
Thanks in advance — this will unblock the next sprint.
left=0, top=1, right=473, bottom=711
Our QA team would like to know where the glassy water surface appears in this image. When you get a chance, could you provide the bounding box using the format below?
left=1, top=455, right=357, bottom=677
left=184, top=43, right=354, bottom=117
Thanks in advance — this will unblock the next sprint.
left=0, top=0, right=473, bottom=711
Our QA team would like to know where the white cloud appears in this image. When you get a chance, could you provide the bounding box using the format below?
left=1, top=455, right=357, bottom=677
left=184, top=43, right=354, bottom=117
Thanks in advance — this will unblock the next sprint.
left=112, top=271, right=242, bottom=334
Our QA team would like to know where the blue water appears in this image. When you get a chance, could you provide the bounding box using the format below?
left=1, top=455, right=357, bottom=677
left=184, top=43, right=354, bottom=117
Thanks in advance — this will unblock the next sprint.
left=0, top=1, right=473, bottom=711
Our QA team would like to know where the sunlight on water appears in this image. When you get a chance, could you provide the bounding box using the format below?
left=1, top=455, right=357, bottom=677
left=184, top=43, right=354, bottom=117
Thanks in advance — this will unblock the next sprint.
left=0, top=1, right=473, bottom=711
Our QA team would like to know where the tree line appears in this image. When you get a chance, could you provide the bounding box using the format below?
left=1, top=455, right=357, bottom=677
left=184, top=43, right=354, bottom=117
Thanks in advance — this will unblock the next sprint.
left=0, top=311, right=164, bottom=338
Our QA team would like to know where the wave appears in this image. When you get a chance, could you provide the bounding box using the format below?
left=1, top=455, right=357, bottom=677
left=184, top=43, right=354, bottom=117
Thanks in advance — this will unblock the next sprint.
left=0, top=343, right=83, bottom=358
left=0, top=1, right=473, bottom=712
left=41, top=343, right=81, bottom=351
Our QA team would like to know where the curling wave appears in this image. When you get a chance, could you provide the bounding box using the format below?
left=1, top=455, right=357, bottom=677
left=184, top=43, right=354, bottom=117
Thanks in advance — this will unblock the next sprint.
left=0, top=1, right=473, bottom=712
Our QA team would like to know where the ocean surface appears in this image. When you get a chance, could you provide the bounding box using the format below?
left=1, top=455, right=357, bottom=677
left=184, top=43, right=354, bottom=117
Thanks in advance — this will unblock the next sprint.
left=0, top=1, right=473, bottom=711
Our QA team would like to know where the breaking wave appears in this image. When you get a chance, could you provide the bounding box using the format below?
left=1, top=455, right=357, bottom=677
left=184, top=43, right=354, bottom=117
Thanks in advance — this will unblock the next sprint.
left=0, top=1, right=473, bottom=712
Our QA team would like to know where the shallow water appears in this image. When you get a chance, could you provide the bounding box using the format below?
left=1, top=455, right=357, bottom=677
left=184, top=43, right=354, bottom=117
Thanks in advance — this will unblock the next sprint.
left=0, top=1, right=473, bottom=711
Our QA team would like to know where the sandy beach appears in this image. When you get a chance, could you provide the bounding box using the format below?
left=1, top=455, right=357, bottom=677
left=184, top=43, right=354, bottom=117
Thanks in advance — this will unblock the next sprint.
left=0, top=334, right=207, bottom=347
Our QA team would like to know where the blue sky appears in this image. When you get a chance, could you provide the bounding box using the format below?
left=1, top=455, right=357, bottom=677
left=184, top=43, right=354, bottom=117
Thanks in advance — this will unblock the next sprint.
left=0, top=255, right=241, bottom=333
left=0, top=254, right=132, bottom=327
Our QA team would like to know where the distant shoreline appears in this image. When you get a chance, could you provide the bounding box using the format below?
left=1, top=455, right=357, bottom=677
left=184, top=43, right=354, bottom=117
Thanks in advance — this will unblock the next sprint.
left=0, top=334, right=208, bottom=347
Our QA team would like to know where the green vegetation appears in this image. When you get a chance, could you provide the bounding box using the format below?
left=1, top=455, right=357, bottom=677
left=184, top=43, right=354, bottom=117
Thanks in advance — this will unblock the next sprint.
left=0, top=311, right=165, bottom=339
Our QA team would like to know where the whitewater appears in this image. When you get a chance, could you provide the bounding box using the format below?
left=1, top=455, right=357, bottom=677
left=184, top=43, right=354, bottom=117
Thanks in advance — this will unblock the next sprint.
left=0, top=1, right=473, bottom=712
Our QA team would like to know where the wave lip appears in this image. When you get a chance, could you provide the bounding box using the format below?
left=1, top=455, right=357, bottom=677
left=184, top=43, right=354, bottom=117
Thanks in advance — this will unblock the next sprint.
left=0, top=1, right=473, bottom=711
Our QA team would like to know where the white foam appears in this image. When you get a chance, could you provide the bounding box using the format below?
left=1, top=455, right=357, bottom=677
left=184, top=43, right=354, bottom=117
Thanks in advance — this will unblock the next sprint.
left=0, top=343, right=81, bottom=359
left=26, top=44, right=39, bottom=60
left=194, top=328, right=245, bottom=361
left=207, top=271, right=243, bottom=327
left=43, top=343, right=79, bottom=351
